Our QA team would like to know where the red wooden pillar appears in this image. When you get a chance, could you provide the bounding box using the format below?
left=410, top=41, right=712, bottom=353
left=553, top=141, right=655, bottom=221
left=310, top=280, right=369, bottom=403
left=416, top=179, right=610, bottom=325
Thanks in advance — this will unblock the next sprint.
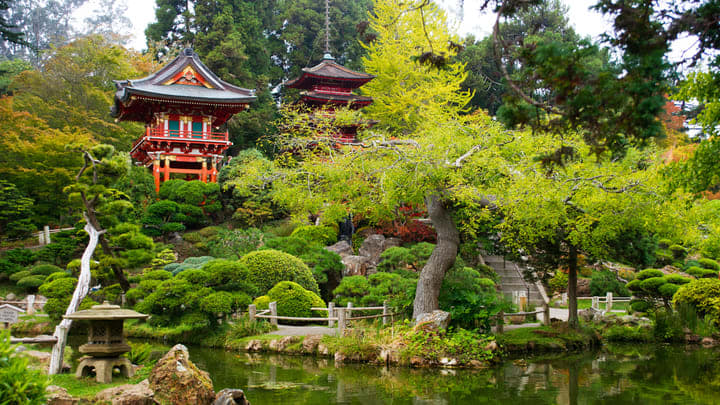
left=200, top=160, right=207, bottom=183
left=163, top=156, right=170, bottom=182
left=153, top=159, right=161, bottom=193
left=210, top=160, right=217, bottom=183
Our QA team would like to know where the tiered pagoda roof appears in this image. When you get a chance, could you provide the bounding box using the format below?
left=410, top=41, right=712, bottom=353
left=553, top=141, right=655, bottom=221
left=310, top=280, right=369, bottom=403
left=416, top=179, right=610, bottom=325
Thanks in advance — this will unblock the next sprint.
left=286, top=54, right=375, bottom=109
left=111, top=48, right=256, bottom=125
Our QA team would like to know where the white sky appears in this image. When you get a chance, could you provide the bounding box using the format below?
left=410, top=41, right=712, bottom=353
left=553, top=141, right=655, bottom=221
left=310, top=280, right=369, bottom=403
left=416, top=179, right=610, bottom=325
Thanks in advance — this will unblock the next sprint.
left=83, top=0, right=694, bottom=64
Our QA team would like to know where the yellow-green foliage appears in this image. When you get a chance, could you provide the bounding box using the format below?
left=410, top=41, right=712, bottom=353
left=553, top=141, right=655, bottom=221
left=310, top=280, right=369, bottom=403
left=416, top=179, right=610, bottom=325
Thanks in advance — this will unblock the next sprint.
left=239, top=249, right=319, bottom=295
left=265, top=281, right=325, bottom=318
left=290, top=225, right=337, bottom=246
left=673, top=278, right=720, bottom=323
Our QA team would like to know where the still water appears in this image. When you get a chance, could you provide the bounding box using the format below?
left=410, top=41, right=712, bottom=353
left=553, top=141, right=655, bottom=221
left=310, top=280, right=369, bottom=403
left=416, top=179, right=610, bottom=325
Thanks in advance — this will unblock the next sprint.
left=187, top=344, right=720, bottom=405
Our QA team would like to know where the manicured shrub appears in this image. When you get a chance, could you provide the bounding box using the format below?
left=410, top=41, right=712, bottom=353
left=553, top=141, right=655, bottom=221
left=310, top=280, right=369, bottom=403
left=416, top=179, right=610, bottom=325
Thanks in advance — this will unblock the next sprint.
left=206, top=228, right=264, bottom=259
left=29, top=264, right=63, bottom=276
left=17, top=275, right=45, bottom=292
left=43, top=271, right=72, bottom=283
left=142, top=270, right=173, bottom=281
left=166, top=256, right=215, bottom=275
left=654, top=250, right=673, bottom=266
left=439, top=266, right=500, bottom=331
left=0, top=330, right=48, bottom=403
left=39, top=277, right=77, bottom=298
left=658, top=283, right=680, bottom=298
left=686, top=266, right=718, bottom=278
left=636, top=269, right=664, bottom=280
left=239, top=249, right=319, bottom=295
left=121, top=249, right=155, bottom=268
left=199, top=291, right=236, bottom=314
left=290, top=225, right=338, bottom=246
left=9, top=270, right=30, bottom=282
left=252, top=295, right=272, bottom=310
left=3, top=248, right=35, bottom=266
left=698, top=258, right=720, bottom=271
left=657, top=239, right=673, bottom=249
left=200, top=260, right=258, bottom=297
left=378, top=243, right=434, bottom=273
left=640, top=277, right=667, bottom=292
left=673, top=278, right=720, bottom=322
left=664, top=274, right=691, bottom=285
left=332, top=276, right=371, bottom=306
left=631, top=299, right=652, bottom=313
left=265, top=281, right=325, bottom=318
left=669, top=244, right=687, bottom=259
left=590, top=271, right=630, bottom=296
left=176, top=269, right=211, bottom=285
left=0, top=259, right=21, bottom=276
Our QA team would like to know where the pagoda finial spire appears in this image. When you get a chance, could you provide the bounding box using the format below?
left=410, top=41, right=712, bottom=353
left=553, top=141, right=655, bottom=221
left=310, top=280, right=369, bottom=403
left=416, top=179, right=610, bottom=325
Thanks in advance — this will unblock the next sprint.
left=324, top=0, right=331, bottom=55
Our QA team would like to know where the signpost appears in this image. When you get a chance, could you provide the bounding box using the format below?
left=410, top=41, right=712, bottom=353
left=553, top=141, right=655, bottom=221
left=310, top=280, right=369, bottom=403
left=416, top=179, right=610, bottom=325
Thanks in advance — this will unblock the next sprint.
left=0, top=304, right=24, bottom=329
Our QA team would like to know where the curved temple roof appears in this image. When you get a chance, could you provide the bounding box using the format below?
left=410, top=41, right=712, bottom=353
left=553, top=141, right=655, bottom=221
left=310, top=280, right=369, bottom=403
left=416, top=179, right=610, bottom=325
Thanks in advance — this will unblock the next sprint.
left=111, top=48, right=256, bottom=124
left=285, top=54, right=375, bottom=90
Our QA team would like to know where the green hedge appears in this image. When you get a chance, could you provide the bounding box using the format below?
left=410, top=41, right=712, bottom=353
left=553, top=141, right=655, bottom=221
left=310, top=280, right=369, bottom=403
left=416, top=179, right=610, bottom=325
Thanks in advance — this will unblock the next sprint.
left=239, top=249, right=319, bottom=295
left=265, top=281, right=325, bottom=318
left=673, top=278, right=720, bottom=322
left=290, top=225, right=338, bottom=246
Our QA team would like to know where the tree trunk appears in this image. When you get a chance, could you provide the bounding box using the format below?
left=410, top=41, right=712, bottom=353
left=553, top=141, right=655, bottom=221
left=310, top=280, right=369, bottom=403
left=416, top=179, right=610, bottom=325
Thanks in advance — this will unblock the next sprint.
left=48, top=218, right=99, bottom=375
left=567, top=244, right=579, bottom=329
left=412, top=194, right=460, bottom=319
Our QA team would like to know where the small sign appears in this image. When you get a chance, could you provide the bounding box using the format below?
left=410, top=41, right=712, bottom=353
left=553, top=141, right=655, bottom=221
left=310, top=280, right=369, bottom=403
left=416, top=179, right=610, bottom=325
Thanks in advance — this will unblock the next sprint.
left=0, top=304, right=24, bottom=324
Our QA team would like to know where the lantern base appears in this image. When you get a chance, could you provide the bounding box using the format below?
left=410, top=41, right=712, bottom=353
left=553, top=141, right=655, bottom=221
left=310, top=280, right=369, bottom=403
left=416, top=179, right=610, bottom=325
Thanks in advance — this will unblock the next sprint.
left=75, top=356, right=134, bottom=384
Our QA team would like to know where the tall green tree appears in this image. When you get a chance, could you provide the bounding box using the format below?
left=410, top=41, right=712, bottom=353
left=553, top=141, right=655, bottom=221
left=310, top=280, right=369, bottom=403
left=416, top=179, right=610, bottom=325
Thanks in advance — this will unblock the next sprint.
left=0, top=180, right=34, bottom=238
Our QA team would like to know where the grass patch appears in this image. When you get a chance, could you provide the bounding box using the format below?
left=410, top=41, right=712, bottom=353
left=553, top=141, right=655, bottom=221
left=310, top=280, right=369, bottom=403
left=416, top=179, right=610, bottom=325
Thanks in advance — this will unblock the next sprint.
left=48, top=365, right=151, bottom=399
left=0, top=280, right=24, bottom=297
left=496, top=325, right=599, bottom=353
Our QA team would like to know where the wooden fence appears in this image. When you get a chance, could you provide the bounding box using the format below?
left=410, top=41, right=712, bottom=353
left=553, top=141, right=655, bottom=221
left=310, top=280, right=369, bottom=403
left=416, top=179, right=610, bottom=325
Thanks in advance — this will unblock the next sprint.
left=495, top=303, right=551, bottom=333
left=561, top=292, right=632, bottom=312
left=0, top=295, right=47, bottom=315
left=248, top=301, right=396, bottom=333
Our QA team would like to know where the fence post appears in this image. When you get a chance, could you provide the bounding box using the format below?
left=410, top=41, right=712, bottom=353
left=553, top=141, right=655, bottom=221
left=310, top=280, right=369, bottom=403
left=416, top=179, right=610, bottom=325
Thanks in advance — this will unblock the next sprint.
left=38, top=231, right=44, bottom=246
left=328, top=302, right=335, bottom=327
left=248, top=304, right=256, bottom=323
left=591, top=296, right=598, bottom=310
left=44, top=225, right=51, bottom=245
left=347, top=302, right=353, bottom=320
left=496, top=310, right=504, bottom=334
left=606, top=292, right=613, bottom=312
left=269, top=301, right=278, bottom=326
left=120, top=293, right=126, bottom=308
left=561, top=292, right=567, bottom=306
left=543, top=303, right=550, bottom=326
left=337, top=307, right=346, bottom=334
left=26, top=295, right=35, bottom=315
left=382, top=301, right=389, bottom=326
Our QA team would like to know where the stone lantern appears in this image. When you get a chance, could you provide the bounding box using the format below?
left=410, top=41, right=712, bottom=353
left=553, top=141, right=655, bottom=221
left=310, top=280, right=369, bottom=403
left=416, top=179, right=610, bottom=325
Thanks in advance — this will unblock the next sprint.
left=64, top=301, right=148, bottom=383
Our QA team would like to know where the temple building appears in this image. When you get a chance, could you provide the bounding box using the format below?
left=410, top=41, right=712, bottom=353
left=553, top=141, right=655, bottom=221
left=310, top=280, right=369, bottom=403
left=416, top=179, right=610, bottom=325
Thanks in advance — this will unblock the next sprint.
left=111, top=48, right=256, bottom=192
left=285, top=53, right=375, bottom=142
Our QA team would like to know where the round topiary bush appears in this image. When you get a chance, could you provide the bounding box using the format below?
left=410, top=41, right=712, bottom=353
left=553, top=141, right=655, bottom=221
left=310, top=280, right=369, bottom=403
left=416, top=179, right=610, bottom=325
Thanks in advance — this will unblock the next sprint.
left=239, top=250, right=319, bottom=295
left=9, top=270, right=30, bottom=282
left=698, top=258, right=720, bottom=271
left=176, top=269, right=211, bottom=285
left=252, top=295, right=271, bottom=310
left=43, top=271, right=72, bottom=283
left=141, top=270, right=173, bottom=281
left=17, top=275, right=45, bottom=292
left=636, top=269, right=664, bottom=280
left=29, top=264, right=64, bottom=276
left=673, top=278, right=720, bottom=322
left=640, top=277, right=667, bottom=292
left=631, top=299, right=652, bottom=313
left=39, top=277, right=77, bottom=298
left=265, top=281, right=325, bottom=318
left=664, top=274, right=691, bottom=285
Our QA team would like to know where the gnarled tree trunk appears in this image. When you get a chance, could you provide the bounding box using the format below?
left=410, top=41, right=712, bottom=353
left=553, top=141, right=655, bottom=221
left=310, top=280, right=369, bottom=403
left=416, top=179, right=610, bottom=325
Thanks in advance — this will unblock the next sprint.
left=48, top=217, right=99, bottom=375
left=412, top=194, right=460, bottom=319
left=567, top=244, right=579, bottom=329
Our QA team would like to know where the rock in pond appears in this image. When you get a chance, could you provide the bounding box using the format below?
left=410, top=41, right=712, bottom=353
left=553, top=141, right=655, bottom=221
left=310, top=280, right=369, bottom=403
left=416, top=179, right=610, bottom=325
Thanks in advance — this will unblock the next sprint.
left=149, top=344, right=215, bottom=405
left=415, top=310, right=451, bottom=331
left=213, top=388, right=251, bottom=405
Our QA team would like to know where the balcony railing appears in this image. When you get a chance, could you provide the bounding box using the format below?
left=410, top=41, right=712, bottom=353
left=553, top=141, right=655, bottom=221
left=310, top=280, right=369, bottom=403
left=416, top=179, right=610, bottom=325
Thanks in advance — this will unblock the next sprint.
left=146, top=127, right=229, bottom=142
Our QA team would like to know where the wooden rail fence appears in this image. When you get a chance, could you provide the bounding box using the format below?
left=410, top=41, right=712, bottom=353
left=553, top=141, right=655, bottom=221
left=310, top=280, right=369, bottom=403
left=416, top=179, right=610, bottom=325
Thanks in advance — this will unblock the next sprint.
left=248, top=301, right=396, bottom=333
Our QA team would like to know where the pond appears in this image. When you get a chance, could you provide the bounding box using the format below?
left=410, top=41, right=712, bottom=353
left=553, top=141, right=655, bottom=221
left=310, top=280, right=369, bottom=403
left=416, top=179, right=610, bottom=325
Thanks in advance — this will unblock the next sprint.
left=187, top=344, right=720, bottom=405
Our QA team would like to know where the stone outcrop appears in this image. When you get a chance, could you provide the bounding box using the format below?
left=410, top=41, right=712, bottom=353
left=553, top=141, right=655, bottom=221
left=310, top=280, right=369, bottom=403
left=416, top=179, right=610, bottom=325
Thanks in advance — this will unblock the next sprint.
left=46, top=385, right=78, bottom=405
left=415, top=310, right=451, bottom=330
left=325, top=240, right=353, bottom=258
left=95, top=379, right=156, bottom=405
left=148, top=344, right=215, bottom=405
left=341, top=255, right=371, bottom=277
left=359, top=234, right=386, bottom=265
left=213, top=389, right=251, bottom=405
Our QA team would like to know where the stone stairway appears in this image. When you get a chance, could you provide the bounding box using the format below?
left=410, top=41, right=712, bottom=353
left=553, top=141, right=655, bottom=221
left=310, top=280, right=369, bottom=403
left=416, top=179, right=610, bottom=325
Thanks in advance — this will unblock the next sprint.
left=484, top=255, right=547, bottom=307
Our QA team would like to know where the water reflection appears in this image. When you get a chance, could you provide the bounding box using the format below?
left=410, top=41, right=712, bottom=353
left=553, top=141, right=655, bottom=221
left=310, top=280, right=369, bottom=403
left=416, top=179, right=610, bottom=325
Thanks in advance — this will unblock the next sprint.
left=186, top=345, right=720, bottom=405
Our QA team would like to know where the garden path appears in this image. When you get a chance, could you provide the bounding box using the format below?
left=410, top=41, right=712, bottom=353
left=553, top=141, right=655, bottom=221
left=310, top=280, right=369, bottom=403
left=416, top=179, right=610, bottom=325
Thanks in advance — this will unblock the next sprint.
left=269, top=325, right=338, bottom=336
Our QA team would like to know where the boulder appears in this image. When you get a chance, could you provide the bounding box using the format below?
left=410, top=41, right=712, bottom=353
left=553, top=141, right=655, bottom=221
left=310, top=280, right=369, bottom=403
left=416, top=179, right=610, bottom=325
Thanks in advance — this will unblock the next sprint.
left=334, top=352, right=346, bottom=364
left=148, top=344, right=215, bottom=405
left=579, top=308, right=599, bottom=322
left=576, top=279, right=591, bottom=296
left=341, top=255, right=371, bottom=277
left=268, top=336, right=298, bottom=352
left=302, top=335, right=322, bottom=354
left=5, top=292, right=16, bottom=301
left=415, top=310, right=451, bottom=331
left=325, top=240, right=353, bottom=258
left=701, top=337, right=717, bottom=346
left=244, top=340, right=263, bottom=352
left=46, top=385, right=79, bottom=405
left=23, top=350, right=70, bottom=372
left=382, top=237, right=402, bottom=251
left=317, top=343, right=330, bottom=356
left=95, top=379, right=156, bottom=405
left=359, top=234, right=386, bottom=266
left=213, top=389, right=250, bottom=405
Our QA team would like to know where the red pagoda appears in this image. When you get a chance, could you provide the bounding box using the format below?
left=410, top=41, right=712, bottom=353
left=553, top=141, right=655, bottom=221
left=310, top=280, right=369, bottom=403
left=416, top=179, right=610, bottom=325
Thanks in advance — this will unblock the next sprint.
left=285, top=53, right=375, bottom=142
left=111, top=48, right=256, bottom=192
left=284, top=1, right=375, bottom=142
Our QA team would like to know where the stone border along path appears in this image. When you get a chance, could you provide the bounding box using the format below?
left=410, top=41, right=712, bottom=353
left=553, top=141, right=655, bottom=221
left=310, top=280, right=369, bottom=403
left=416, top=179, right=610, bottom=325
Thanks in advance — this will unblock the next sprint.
left=270, top=325, right=339, bottom=336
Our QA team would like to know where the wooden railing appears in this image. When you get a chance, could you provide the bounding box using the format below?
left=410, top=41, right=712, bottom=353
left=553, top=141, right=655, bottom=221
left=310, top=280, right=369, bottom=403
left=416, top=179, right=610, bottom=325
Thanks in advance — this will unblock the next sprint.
left=147, top=127, right=228, bottom=141
left=248, top=301, right=395, bottom=333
